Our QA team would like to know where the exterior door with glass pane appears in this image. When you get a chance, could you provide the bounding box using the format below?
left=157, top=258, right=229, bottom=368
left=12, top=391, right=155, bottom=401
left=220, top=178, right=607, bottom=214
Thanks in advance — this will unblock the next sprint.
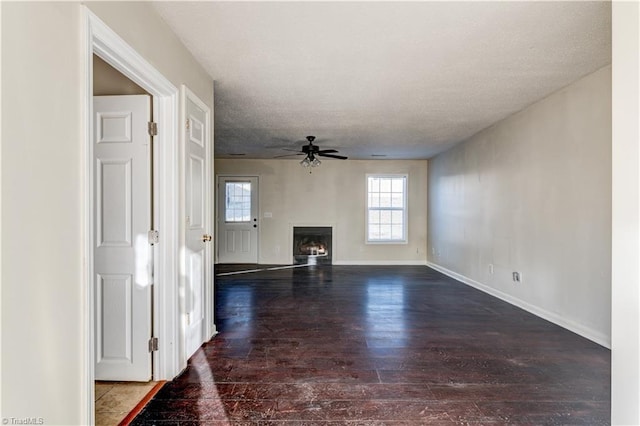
left=217, top=176, right=259, bottom=263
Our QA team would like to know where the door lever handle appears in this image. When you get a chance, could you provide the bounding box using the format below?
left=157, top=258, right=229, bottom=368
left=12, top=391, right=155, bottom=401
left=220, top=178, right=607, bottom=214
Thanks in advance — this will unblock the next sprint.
left=202, top=234, right=212, bottom=242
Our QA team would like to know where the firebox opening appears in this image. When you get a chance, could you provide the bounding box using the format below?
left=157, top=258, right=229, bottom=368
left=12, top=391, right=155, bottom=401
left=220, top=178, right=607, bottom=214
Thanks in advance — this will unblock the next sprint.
left=293, top=226, right=332, bottom=265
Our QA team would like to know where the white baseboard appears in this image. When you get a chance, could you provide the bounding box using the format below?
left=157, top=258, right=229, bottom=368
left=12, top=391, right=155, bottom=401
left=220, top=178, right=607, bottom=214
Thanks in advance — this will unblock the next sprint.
left=427, top=262, right=611, bottom=349
left=334, top=260, right=428, bottom=266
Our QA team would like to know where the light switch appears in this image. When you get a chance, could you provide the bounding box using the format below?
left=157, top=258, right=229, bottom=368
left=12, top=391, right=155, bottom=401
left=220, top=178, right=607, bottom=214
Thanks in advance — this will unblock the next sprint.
left=263, top=212, right=273, bottom=218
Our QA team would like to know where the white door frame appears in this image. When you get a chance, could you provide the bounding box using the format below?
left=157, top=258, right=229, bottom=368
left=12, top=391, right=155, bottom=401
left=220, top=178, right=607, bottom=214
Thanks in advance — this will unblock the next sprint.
left=83, top=9, right=180, bottom=424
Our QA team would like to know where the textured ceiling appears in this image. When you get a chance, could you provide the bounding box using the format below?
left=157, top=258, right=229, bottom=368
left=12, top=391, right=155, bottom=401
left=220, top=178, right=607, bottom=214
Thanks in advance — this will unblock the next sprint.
left=152, top=1, right=611, bottom=160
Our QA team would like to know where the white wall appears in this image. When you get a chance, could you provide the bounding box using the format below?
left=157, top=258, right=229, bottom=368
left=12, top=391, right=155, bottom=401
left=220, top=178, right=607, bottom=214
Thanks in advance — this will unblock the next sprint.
left=215, top=159, right=428, bottom=265
left=86, top=2, right=213, bottom=106
left=611, top=2, right=640, bottom=424
left=1, top=2, right=212, bottom=424
left=2, top=2, right=83, bottom=422
left=427, top=66, right=612, bottom=347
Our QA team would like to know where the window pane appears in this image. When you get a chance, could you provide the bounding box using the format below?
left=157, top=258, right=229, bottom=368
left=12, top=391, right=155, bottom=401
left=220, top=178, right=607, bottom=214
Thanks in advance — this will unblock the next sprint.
left=370, top=193, right=380, bottom=208
left=369, top=210, right=380, bottom=225
left=380, top=178, right=391, bottom=192
left=391, top=193, right=403, bottom=208
left=391, top=210, right=403, bottom=224
left=380, top=210, right=392, bottom=224
left=379, top=193, right=392, bottom=207
left=391, top=178, right=403, bottom=192
left=369, top=224, right=380, bottom=240
left=370, top=177, right=380, bottom=192
left=226, top=181, right=251, bottom=222
left=391, top=224, right=404, bottom=239
left=380, top=224, right=392, bottom=239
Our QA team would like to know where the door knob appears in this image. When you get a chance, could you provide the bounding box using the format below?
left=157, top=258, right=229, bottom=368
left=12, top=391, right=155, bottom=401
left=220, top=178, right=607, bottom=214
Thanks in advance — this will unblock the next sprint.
left=202, top=234, right=212, bottom=242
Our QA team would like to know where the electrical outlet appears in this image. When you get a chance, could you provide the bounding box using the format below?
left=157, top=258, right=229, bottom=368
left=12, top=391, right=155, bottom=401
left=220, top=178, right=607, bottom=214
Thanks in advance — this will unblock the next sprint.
left=512, top=272, right=521, bottom=283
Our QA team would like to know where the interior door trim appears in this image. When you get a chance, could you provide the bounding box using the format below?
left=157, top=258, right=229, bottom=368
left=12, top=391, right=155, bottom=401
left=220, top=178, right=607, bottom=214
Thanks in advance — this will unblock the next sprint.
left=84, top=9, right=180, bottom=424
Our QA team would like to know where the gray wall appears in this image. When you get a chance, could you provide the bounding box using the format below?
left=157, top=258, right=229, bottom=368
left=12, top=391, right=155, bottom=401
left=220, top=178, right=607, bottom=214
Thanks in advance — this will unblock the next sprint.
left=93, top=54, right=148, bottom=96
left=427, top=66, right=612, bottom=346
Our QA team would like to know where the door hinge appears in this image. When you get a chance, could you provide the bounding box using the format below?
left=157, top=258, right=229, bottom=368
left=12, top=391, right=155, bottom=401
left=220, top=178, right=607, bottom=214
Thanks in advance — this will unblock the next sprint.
left=148, top=230, right=159, bottom=245
left=186, top=118, right=190, bottom=131
left=148, top=121, right=158, bottom=136
left=148, top=337, right=159, bottom=352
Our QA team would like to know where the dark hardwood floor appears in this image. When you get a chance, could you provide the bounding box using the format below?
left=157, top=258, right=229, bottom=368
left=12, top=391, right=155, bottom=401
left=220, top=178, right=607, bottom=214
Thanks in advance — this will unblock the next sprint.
left=133, top=265, right=610, bottom=425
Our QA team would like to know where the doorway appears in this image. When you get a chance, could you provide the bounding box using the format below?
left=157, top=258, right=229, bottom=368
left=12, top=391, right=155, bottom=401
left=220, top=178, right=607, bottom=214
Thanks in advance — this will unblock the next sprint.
left=93, top=56, right=154, bottom=383
left=217, top=176, right=259, bottom=264
left=85, top=10, right=181, bottom=425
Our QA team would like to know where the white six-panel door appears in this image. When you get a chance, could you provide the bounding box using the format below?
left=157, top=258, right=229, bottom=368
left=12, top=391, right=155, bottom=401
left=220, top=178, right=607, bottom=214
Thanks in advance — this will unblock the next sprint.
left=94, top=95, right=152, bottom=381
left=217, top=176, right=259, bottom=264
left=183, top=88, right=212, bottom=359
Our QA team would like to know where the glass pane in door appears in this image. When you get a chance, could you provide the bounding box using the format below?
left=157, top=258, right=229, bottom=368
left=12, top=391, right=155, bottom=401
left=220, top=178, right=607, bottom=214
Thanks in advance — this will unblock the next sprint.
left=225, top=182, right=252, bottom=222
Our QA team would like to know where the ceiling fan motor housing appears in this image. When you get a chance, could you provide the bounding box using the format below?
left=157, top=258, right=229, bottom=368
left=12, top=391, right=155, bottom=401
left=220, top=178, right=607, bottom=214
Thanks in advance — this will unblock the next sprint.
left=302, top=144, right=319, bottom=154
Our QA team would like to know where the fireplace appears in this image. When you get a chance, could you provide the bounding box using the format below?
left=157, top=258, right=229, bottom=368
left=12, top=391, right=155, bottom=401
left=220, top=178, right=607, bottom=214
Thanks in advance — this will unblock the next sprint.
left=293, top=226, right=332, bottom=264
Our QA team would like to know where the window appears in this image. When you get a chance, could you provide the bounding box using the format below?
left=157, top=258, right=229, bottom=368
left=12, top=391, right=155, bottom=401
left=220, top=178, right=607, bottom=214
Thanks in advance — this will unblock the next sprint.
left=367, top=174, right=407, bottom=243
left=225, top=181, right=252, bottom=222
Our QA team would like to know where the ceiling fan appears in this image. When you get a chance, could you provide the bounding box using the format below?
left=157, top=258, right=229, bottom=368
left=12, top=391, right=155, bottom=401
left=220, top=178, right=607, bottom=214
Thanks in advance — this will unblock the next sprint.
left=276, top=136, right=348, bottom=167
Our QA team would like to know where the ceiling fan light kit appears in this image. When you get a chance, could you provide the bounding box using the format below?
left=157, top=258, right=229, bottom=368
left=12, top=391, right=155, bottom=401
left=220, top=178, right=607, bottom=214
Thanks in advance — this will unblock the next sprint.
left=300, top=155, right=321, bottom=168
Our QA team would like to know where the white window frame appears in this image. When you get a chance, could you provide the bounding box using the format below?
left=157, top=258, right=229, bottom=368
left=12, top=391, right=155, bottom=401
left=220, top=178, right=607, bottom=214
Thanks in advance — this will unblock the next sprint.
left=366, top=174, right=408, bottom=244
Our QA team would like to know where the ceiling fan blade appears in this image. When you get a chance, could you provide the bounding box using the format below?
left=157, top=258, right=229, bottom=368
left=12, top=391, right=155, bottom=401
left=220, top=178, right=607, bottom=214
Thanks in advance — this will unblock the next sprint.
left=317, top=149, right=338, bottom=154
left=274, top=153, right=304, bottom=158
left=318, top=153, right=348, bottom=160
left=281, top=148, right=302, bottom=152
